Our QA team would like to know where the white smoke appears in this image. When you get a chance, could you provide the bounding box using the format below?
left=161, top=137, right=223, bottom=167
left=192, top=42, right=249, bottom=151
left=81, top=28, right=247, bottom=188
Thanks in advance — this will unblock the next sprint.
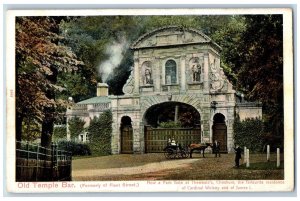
left=98, top=38, right=128, bottom=82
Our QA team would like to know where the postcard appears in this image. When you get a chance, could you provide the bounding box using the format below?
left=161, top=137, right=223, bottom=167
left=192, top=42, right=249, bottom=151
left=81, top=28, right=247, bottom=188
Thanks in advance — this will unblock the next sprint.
left=5, top=8, right=294, bottom=193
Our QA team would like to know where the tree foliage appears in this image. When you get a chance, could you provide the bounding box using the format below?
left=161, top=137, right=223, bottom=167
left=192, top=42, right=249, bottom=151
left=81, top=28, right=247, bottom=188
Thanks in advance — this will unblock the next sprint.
left=16, top=16, right=83, bottom=146
left=232, top=15, right=283, bottom=103
left=59, top=16, right=138, bottom=97
left=21, top=117, right=41, bottom=142
left=16, top=17, right=82, bottom=121
left=229, top=15, right=283, bottom=145
left=52, top=125, right=67, bottom=141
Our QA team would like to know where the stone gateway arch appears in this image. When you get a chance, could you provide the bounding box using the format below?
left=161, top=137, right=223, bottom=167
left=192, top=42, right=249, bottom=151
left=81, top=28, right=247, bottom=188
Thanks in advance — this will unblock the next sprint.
left=67, top=26, right=262, bottom=154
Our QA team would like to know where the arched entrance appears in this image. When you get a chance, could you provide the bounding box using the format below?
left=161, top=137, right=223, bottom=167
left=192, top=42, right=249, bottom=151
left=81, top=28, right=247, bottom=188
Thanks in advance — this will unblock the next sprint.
left=120, top=116, right=133, bottom=153
left=144, top=102, right=201, bottom=153
left=212, top=113, right=227, bottom=153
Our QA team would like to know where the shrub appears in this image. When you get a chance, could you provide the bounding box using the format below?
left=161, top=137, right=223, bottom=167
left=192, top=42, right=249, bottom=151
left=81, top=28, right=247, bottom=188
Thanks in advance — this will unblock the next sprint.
left=233, top=118, right=264, bottom=152
left=57, top=140, right=91, bottom=156
left=88, top=110, right=112, bottom=156
left=159, top=121, right=182, bottom=128
left=68, top=116, right=85, bottom=140
left=52, top=125, right=67, bottom=142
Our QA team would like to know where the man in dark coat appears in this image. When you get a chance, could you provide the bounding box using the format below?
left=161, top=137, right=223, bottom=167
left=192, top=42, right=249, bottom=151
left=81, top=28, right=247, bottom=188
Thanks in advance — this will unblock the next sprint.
left=213, top=140, right=221, bottom=157
left=234, top=145, right=243, bottom=167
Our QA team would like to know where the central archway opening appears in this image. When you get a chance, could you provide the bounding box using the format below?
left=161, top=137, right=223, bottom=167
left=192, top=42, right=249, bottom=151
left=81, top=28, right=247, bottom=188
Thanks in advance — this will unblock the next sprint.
left=144, top=102, right=201, bottom=152
left=144, top=102, right=200, bottom=128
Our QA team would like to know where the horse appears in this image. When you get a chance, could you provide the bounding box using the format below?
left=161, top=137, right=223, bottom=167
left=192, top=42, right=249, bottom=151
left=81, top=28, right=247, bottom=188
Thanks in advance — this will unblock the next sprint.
left=188, top=142, right=213, bottom=158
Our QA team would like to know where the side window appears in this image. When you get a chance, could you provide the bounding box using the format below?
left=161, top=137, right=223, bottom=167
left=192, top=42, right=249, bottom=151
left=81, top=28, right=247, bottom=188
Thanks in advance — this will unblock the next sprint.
left=86, top=133, right=89, bottom=142
left=165, top=60, right=177, bottom=84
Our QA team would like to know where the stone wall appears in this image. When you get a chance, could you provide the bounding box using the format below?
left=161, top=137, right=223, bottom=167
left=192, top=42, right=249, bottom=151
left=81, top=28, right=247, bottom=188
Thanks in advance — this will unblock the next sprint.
left=236, top=104, right=263, bottom=121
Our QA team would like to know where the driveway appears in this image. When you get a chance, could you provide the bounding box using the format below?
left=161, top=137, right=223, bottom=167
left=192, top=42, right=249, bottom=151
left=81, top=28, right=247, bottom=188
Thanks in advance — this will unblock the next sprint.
left=72, top=158, right=199, bottom=181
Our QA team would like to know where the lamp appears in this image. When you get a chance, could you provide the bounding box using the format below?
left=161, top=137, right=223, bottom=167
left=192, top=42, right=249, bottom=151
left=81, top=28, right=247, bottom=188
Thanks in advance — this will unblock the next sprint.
left=67, top=97, right=74, bottom=109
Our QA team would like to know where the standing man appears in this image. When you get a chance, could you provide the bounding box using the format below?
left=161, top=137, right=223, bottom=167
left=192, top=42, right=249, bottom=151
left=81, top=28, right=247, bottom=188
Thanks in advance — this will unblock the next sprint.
left=213, top=140, right=221, bottom=157
left=234, top=145, right=243, bottom=168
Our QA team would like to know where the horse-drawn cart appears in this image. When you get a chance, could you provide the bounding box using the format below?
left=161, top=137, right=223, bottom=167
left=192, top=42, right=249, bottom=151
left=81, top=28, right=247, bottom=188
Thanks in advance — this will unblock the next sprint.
left=163, top=144, right=189, bottom=159
left=164, top=145, right=189, bottom=159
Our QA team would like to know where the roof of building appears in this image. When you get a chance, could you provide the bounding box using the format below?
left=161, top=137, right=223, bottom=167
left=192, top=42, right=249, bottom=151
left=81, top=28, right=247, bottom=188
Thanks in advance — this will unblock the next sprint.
left=97, top=83, right=108, bottom=87
left=130, top=26, right=222, bottom=51
left=77, top=96, right=111, bottom=105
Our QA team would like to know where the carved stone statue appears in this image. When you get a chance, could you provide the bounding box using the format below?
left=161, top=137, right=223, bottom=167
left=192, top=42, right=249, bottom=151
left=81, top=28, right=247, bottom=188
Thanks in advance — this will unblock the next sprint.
left=144, top=68, right=153, bottom=84
left=192, top=63, right=201, bottom=82
left=190, top=57, right=201, bottom=82
left=142, top=61, right=153, bottom=85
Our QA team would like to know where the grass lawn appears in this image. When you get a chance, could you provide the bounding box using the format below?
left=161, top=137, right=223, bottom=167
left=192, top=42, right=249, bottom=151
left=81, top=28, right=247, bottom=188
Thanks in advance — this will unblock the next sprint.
left=72, top=153, right=284, bottom=181
left=239, top=161, right=284, bottom=170
left=160, top=153, right=284, bottom=180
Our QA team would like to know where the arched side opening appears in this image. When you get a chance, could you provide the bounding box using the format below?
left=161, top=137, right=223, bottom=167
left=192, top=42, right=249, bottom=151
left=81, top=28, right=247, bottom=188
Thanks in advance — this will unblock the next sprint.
left=120, top=116, right=133, bottom=154
left=144, top=102, right=201, bottom=153
left=212, top=113, right=227, bottom=153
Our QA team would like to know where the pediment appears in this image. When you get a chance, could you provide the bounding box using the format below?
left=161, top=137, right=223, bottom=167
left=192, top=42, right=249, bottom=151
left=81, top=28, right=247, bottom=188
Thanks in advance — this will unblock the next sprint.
left=131, top=26, right=221, bottom=51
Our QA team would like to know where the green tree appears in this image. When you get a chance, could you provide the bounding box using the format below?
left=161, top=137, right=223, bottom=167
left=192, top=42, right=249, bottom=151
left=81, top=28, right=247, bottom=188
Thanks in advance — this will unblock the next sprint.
left=16, top=16, right=83, bottom=147
left=229, top=15, right=283, bottom=146
left=21, top=117, right=41, bottom=142
left=52, top=125, right=67, bottom=142
left=59, top=16, right=139, bottom=98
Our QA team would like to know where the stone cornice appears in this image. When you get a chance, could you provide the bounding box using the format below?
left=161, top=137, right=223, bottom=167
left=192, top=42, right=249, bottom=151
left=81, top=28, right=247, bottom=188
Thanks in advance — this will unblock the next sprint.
left=130, top=26, right=222, bottom=52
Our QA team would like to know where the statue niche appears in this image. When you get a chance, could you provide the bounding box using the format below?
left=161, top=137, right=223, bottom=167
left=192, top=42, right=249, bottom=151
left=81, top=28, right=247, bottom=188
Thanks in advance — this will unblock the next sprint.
left=189, top=57, right=203, bottom=82
left=142, top=61, right=153, bottom=85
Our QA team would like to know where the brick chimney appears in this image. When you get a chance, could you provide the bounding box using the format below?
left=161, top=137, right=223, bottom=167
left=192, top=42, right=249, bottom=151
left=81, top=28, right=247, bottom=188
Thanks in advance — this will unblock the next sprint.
left=97, top=83, right=109, bottom=97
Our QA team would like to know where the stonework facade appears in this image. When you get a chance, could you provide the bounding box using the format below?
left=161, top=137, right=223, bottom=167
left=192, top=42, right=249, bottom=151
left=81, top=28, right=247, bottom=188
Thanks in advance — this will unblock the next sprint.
left=66, top=26, right=262, bottom=153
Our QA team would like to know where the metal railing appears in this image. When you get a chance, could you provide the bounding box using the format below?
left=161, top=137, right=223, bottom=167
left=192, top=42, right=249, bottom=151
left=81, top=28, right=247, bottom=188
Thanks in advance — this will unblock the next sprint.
left=16, top=141, right=72, bottom=181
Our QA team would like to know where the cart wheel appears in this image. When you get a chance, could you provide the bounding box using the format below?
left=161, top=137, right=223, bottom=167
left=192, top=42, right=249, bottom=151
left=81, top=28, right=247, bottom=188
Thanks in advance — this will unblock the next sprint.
left=181, top=150, right=189, bottom=158
left=164, top=148, right=173, bottom=159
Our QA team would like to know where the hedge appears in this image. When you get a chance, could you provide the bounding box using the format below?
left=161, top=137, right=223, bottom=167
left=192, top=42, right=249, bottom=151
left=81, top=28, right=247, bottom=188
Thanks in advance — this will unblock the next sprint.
left=57, top=140, right=91, bottom=156
left=88, top=110, right=112, bottom=156
left=233, top=118, right=264, bottom=153
left=159, top=121, right=181, bottom=128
